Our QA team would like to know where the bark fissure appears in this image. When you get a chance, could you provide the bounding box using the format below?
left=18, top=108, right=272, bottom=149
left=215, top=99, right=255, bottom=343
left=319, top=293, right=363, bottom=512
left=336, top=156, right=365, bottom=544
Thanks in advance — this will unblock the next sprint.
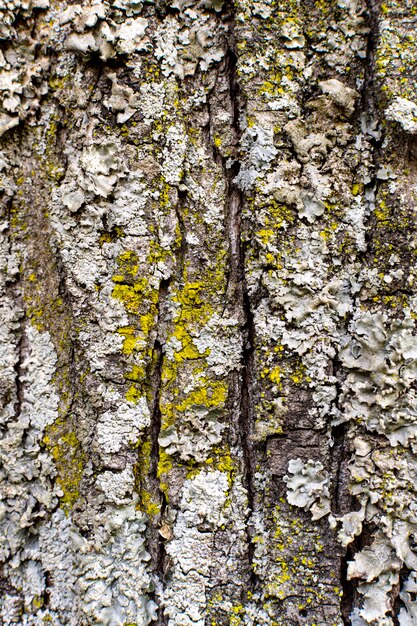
left=239, top=278, right=257, bottom=592
left=336, top=3, right=383, bottom=619
left=149, top=278, right=171, bottom=581
left=204, top=11, right=258, bottom=591
left=341, top=521, right=378, bottom=623
left=223, top=25, right=257, bottom=591
left=392, top=563, right=411, bottom=624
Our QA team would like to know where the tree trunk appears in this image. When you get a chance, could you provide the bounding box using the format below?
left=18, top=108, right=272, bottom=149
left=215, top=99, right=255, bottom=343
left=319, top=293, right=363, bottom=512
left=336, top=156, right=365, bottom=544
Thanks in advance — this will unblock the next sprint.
left=1, top=0, right=417, bottom=624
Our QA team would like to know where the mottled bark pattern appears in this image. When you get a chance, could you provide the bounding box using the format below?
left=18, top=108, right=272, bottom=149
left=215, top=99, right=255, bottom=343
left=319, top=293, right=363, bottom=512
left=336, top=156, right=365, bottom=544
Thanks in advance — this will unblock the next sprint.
left=1, top=0, right=417, bottom=625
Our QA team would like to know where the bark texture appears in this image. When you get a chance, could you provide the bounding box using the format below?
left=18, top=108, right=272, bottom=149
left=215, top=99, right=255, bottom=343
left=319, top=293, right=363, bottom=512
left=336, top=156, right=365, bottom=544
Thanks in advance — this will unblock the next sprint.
left=1, top=0, right=417, bottom=624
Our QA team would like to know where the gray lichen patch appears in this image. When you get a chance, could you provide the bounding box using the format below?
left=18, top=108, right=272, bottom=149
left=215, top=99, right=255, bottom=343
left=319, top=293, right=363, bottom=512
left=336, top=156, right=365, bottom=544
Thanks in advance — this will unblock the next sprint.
left=284, top=458, right=331, bottom=520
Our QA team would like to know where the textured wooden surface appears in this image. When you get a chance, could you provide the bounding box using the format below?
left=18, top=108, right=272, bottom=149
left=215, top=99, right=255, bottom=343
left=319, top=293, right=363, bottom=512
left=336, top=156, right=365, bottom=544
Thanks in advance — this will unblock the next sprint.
left=1, top=1, right=417, bottom=624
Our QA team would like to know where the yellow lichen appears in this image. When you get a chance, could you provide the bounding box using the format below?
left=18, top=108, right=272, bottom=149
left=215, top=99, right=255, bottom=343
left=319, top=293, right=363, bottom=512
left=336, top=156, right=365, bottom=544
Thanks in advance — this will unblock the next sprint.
left=44, top=426, right=85, bottom=512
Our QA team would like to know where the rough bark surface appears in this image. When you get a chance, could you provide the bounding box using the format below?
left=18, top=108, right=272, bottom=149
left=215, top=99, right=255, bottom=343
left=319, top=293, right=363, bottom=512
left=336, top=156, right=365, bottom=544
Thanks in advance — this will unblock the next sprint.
left=1, top=0, right=417, bottom=624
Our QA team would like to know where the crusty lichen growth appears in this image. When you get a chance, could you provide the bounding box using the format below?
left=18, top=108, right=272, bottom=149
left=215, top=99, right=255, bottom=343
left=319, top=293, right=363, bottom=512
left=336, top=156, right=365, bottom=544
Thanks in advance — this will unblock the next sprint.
left=2, top=0, right=417, bottom=624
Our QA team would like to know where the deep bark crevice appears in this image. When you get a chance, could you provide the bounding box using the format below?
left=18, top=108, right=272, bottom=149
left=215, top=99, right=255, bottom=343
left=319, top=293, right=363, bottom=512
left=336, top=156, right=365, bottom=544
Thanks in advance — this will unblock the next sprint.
left=329, top=352, right=351, bottom=519
left=150, top=338, right=169, bottom=578
left=206, top=8, right=257, bottom=592
left=354, top=0, right=383, bottom=270
left=392, top=563, right=410, bottom=624
left=149, top=278, right=171, bottom=583
left=330, top=422, right=349, bottom=517
left=340, top=522, right=378, bottom=624
left=239, top=279, right=257, bottom=592
left=225, top=30, right=257, bottom=594
left=336, top=4, right=382, bottom=619
left=363, top=0, right=381, bottom=116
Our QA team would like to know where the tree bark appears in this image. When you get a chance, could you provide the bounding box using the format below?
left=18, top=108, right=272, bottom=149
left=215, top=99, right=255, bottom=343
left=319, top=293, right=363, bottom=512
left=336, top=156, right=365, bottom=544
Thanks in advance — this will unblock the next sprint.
left=1, top=0, right=417, bottom=624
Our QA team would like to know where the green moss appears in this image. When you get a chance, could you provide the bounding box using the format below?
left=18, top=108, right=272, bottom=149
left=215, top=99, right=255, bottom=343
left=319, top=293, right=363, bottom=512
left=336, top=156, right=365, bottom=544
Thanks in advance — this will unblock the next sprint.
left=44, top=424, right=85, bottom=512
left=111, top=248, right=161, bottom=401
left=117, top=326, right=138, bottom=355
left=125, top=364, right=145, bottom=383
left=112, top=284, right=142, bottom=314
left=140, top=311, right=156, bottom=335
left=158, top=448, right=173, bottom=477
left=99, top=226, right=125, bottom=246
left=134, top=441, right=161, bottom=517
left=126, top=384, right=141, bottom=403
left=141, top=491, right=161, bottom=516
left=48, top=75, right=70, bottom=91
left=216, top=449, right=235, bottom=487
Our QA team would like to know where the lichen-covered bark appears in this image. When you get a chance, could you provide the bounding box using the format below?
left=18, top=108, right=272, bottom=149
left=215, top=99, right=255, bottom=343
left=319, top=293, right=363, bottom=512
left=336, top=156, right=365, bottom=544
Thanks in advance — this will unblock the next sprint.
left=1, top=0, right=417, bottom=624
